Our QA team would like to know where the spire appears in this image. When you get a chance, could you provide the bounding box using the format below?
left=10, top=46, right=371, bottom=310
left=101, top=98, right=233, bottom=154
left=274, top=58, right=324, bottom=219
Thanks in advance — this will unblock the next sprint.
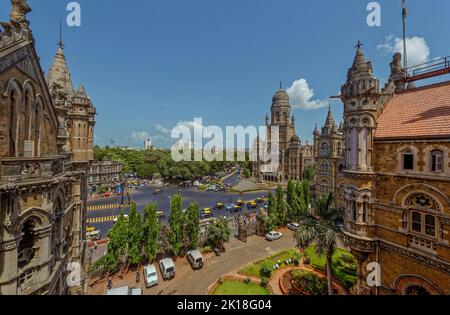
left=313, top=123, right=319, bottom=136
left=347, top=40, right=373, bottom=80
left=325, top=104, right=335, bottom=129
left=46, top=22, right=74, bottom=98
left=58, top=18, right=64, bottom=49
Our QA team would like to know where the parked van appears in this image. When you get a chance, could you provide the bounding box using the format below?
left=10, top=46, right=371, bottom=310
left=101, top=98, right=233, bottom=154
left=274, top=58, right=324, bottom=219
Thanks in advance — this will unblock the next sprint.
left=159, top=258, right=175, bottom=280
left=187, top=250, right=204, bottom=270
left=86, top=230, right=101, bottom=241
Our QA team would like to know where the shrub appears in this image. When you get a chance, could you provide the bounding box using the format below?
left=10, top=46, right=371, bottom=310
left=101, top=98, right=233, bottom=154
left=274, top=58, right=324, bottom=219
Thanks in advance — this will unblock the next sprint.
left=260, top=276, right=269, bottom=288
left=292, top=253, right=301, bottom=266
left=202, top=246, right=213, bottom=254
left=292, top=270, right=327, bottom=295
left=303, top=256, right=310, bottom=265
left=334, top=253, right=357, bottom=275
left=260, top=261, right=274, bottom=278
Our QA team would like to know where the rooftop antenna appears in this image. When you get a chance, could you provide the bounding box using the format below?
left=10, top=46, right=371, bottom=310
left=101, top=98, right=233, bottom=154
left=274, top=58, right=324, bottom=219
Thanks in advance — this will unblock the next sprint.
left=58, top=18, right=65, bottom=49
left=402, top=0, right=408, bottom=70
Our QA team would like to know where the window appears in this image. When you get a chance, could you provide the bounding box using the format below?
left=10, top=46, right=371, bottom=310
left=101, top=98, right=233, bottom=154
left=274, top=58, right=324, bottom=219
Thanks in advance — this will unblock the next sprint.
left=412, top=211, right=421, bottom=233
left=352, top=201, right=357, bottom=222
left=431, top=150, right=443, bottom=172
left=411, top=211, right=436, bottom=238
left=362, top=202, right=368, bottom=223
left=403, top=150, right=414, bottom=170
left=320, top=142, right=330, bottom=157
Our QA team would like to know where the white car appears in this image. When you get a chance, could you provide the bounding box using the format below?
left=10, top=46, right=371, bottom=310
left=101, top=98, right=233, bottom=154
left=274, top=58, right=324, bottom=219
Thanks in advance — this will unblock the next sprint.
left=287, top=223, right=300, bottom=231
left=113, top=214, right=129, bottom=223
left=265, top=231, right=283, bottom=241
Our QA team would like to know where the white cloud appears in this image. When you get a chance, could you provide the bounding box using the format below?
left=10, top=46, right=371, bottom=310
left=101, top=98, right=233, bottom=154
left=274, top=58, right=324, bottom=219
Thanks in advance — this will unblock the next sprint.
left=377, top=35, right=431, bottom=67
left=130, top=131, right=150, bottom=142
left=155, top=124, right=170, bottom=135
left=286, top=79, right=328, bottom=110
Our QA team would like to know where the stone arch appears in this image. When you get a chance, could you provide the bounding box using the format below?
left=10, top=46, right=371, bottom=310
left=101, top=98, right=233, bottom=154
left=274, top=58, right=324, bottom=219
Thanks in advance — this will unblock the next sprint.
left=393, top=275, right=444, bottom=295
left=3, top=78, right=23, bottom=157
left=11, top=208, right=52, bottom=235
left=393, top=184, right=448, bottom=213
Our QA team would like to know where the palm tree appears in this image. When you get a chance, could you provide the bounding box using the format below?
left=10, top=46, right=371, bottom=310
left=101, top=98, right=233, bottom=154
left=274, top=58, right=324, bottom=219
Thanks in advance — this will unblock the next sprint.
left=294, top=193, right=347, bottom=295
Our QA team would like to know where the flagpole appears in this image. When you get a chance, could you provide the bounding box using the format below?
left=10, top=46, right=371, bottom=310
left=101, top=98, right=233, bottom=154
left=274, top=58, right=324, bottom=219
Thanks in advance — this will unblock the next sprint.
left=402, top=0, right=408, bottom=71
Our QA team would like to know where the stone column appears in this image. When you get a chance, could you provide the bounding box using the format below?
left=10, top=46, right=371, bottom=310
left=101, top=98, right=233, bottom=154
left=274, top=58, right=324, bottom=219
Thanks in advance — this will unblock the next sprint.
left=0, top=237, right=19, bottom=295
left=35, top=224, right=52, bottom=284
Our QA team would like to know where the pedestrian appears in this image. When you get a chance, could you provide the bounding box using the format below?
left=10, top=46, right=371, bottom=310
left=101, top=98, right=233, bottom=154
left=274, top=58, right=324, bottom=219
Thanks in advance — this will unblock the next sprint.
left=136, top=270, right=140, bottom=284
left=107, top=277, right=112, bottom=290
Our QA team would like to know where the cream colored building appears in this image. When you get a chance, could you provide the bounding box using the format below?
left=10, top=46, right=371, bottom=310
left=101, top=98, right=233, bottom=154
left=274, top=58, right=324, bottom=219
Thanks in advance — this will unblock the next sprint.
left=0, top=1, right=95, bottom=295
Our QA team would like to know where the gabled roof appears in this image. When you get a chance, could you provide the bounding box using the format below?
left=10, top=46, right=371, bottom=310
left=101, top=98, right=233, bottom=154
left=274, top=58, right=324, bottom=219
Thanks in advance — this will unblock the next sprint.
left=375, top=81, right=450, bottom=140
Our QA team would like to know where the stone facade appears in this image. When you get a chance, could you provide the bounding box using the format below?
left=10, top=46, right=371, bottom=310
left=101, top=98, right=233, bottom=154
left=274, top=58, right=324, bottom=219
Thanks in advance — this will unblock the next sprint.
left=0, top=1, right=95, bottom=295
left=313, top=108, right=345, bottom=204
left=339, top=44, right=450, bottom=295
left=252, top=89, right=314, bottom=182
left=88, top=159, right=123, bottom=193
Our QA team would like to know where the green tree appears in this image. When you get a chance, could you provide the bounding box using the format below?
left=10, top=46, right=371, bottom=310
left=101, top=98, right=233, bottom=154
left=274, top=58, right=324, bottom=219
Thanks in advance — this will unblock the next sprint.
left=303, top=165, right=315, bottom=181
left=294, top=193, right=347, bottom=295
left=94, top=210, right=128, bottom=273
left=267, top=191, right=279, bottom=228
left=136, top=163, right=157, bottom=179
left=143, top=203, right=159, bottom=262
left=207, top=217, right=231, bottom=251
left=169, top=194, right=184, bottom=256
left=127, top=203, right=143, bottom=265
left=275, top=185, right=288, bottom=225
left=186, top=202, right=200, bottom=250
left=157, top=223, right=172, bottom=257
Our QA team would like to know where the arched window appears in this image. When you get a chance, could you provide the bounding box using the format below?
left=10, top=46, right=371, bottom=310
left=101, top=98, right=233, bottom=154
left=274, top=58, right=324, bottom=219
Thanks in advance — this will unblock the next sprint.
left=352, top=201, right=357, bottom=222
left=403, top=150, right=414, bottom=170
left=405, top=193, right=439, bottom=238
left=18, top=218, right=40, bottom=269
left=362, top=202, right=368, bottom=223
left=320, top=142, right=330, bottom=157
left=34, top=99, right=43, bottom=157
left=9, top=89, right=18, bottom=157
left=431, top=150, right=443, bottom=173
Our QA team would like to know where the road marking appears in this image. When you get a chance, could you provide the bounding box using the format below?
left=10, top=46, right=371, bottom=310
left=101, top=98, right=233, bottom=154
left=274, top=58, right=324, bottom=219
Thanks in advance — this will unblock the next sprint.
left=87, top=216, right=118, bottom=223
left=87, top=204, right=130, bottom=211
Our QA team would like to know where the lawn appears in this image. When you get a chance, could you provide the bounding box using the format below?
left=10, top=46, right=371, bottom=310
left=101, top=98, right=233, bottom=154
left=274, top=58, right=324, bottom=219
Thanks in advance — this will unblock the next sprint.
left=304, top=246, right=357, bottom=289
left=238, top=249, right=300, bottom=278
left=211, top=280, right=270, bottom=295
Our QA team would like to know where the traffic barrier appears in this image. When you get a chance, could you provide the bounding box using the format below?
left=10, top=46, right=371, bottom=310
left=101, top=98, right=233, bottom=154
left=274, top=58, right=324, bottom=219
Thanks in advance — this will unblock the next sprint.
left=87, top=204, right=130, bottom=211
left=87, top=216, right=119, bottom=223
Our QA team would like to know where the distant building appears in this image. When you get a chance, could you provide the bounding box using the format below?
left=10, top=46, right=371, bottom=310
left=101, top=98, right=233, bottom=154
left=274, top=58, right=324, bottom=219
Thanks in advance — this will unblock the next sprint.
left=144, top=138, right=153, bottom=150
left=313, top=107, right=345, bottom=204
left=88, top=159, right=123, bottom=193
left=252, top=89, right=314, bottom=182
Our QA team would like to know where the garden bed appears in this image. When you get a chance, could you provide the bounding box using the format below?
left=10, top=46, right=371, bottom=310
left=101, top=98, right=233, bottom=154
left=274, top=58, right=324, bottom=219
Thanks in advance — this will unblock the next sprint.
left=210, top=279, right=270, bottom=295
left=238, top=249, right=300, bottom=278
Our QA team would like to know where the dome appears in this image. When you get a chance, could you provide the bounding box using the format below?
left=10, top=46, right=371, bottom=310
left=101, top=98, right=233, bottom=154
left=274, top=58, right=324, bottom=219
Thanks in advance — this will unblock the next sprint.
left=272, top=90, right=289, bottom=103
left=290, top=135, right=301, bottom=146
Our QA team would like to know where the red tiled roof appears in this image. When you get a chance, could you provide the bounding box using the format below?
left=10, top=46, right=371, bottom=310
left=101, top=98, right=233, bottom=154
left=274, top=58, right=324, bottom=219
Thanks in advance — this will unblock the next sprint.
left=375, top=81, right=450, bottom=140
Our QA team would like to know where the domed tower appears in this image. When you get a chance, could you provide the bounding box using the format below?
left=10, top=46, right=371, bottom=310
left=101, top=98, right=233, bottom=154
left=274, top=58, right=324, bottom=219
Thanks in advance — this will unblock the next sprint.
left=270, top=89, right=295, bottom=153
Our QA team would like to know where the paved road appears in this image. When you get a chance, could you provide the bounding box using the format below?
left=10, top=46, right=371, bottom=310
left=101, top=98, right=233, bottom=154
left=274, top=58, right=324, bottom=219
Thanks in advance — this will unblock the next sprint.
left=88, top=229, right=296, bottom=295
left=87, top=185, right=271, bottom=236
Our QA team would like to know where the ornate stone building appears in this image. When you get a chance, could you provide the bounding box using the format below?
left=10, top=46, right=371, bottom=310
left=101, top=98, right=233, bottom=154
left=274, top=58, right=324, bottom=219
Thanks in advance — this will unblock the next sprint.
left=340, top=44, right=450, bottom=295
left=313, top=107, right=345, bottom=204
left=0, top=1, right=95, bottom=295
left=88, top=159, right=123, bottom=194
left=252, top=89, right=314, bottom=182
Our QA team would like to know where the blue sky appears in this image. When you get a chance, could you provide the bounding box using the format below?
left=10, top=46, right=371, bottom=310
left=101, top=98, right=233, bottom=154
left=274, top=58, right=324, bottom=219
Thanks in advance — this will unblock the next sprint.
left=1, top=0, right=449, bottom=148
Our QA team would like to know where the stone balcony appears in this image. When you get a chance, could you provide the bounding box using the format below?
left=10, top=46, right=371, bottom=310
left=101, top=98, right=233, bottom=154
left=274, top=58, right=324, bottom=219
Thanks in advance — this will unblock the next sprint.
left=0, top=156, right=65, bottom=184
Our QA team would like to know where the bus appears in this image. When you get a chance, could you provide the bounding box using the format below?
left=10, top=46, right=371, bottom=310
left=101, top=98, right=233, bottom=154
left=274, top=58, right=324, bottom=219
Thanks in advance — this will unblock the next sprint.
left=86, top=230, right=102, bottom=241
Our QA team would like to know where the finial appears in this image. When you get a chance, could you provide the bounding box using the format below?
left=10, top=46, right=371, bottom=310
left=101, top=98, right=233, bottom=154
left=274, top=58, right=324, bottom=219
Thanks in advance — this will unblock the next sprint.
left=279, top=81, right=283, bottom=90
left=355, top=40, right=363, bottom=49
left=58, top=18, right=65, bottom=49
